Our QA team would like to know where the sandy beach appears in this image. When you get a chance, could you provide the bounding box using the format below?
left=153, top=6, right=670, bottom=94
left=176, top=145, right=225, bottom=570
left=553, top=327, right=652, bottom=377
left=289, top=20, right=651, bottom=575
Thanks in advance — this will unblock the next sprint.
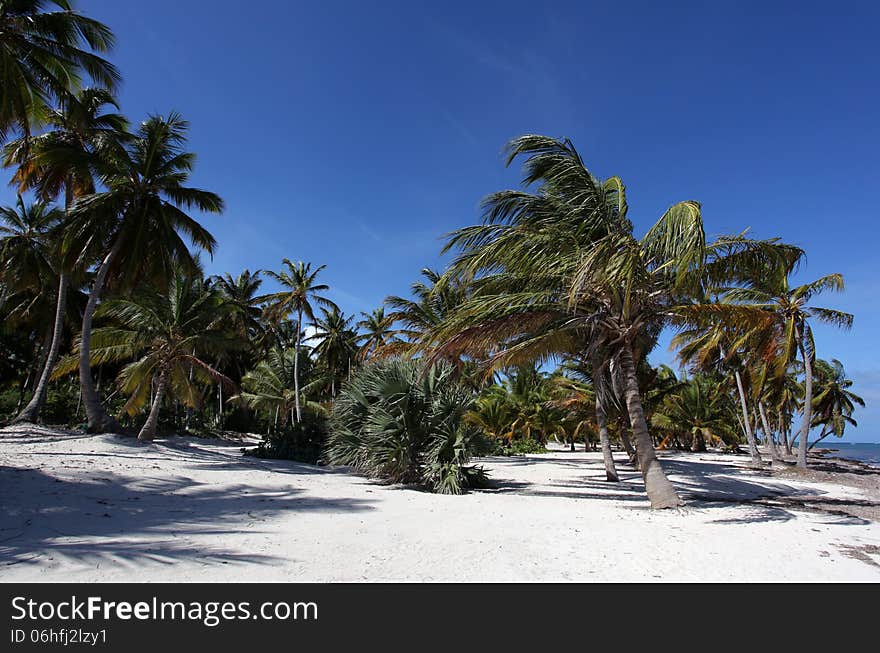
left=1, top=423, right=878, bottom=582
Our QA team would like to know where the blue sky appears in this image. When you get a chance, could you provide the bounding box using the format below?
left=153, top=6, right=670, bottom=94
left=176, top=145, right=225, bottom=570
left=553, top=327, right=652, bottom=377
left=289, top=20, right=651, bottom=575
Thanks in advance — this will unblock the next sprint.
left=3, top=1, right=879, bottom=440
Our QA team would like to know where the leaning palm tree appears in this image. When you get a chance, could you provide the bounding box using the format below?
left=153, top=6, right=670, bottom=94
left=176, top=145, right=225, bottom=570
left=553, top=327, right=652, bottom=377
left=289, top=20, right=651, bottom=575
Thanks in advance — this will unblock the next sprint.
left=5, top=88, right=127, bottom=422
left=429, top=136, right=694, bottom=507
left=259, top=260, right=336, bottom=423
left=64, top=113, right=223, bottom=432
left=0, top=0, right=119, bottom=141
left=724, top=274, right=853, bottom=469
left=70, top=269, right=235, bottom=440
left=808, top=359, right=863, bottom=450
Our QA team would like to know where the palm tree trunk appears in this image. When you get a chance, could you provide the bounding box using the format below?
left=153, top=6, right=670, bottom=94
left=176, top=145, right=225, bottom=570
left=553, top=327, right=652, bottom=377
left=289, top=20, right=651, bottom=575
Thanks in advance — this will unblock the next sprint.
left=808, top=427, right=831, bottom=451
left=80, top=237, right=123, bottom=433
left=797, top=328, right=813, bottom=470
left=618, top=421, right=638, bottom=467
left=294, top=308, right=302, bottom=423
left=758, top=401, right=783, bottom=462
left=618, top=341, right=682, bottom=509
left=592, top=350, right=619, bottom=482
left=733, top=368, right=763, bottom=465
left=138, top=370, right=167, bottom=441
left=15, top=272, right=69, bottom=423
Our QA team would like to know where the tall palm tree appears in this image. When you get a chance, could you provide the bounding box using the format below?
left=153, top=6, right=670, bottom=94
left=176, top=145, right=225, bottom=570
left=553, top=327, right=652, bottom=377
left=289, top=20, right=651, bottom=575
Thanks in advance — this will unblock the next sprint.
left=808, top=359, right=863, bottom=450
left=259, top=260, right=336, bottom=423
left=75, top=268, right=235, bottom=440
left=725, top=274, right=853, bottom=468
left=64, top=113, right=223, bottom=432
left=0, top=0, right=119, bottom=141
left=0, top=196, right=63, bottom=409
left=5, top=88, right=127, bottom=422
left=311, top=306, right=357, bottom=397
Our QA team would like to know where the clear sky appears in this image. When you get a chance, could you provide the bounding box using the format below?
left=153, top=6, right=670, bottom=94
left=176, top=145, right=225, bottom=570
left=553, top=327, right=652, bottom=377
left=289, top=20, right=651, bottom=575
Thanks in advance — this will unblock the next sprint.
left=3, top=1, right=878, bottom=441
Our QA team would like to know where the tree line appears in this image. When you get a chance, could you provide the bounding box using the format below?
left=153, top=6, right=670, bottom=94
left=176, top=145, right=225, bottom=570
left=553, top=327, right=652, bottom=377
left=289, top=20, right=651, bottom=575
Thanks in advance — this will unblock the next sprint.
left=0, top=2, right=864, bottom=508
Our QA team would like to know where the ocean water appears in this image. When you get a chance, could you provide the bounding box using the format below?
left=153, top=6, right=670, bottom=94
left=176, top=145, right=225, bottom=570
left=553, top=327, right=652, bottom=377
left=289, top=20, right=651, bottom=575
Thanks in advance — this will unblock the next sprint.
left=817, top=442, right=880, bottom=467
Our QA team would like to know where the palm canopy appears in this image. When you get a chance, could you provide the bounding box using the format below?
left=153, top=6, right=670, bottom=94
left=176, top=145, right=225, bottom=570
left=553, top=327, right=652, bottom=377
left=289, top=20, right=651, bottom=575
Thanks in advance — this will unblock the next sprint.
left=810, top=358, right=863, bottom=443
left=3, top=87, right=127, bottom=203
left=210, top=269, right=264, bottom=340
left=0, top=194, right=63, bottom=291
left=58, top=268, right=236, bottom=436
left=356, top=306, right=399, bottom=360
left=259, top=259, right=336, bottom=325
left=0, top=0, right=120, bottom=140
left=311, top=305, right=357, bottom=393
left=64, top=112, right=223, bottom=287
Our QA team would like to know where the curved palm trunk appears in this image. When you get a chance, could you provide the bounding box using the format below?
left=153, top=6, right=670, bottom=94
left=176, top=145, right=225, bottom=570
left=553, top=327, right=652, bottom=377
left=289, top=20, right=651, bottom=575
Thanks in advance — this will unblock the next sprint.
left=14, top=272, right=69, bottom=423
left=80, top=238, right=123, bottom=433
left=592, top=351, right=619, bottom=482
left=797, top=331, right=813, bottom=470
left=138, top=370, right=167, bottom=441
left=758, top=401, right=783, bottom=463
left=733, top=368, right=763, bottom=466
left=293, top=308, right=302, bottom=423
left=619, top=342, right=682, bottom=509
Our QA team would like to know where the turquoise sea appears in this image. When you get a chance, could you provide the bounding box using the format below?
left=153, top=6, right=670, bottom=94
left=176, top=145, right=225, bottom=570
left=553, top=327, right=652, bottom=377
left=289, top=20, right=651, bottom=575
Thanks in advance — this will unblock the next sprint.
left=817, top=442, right=880, bottom=467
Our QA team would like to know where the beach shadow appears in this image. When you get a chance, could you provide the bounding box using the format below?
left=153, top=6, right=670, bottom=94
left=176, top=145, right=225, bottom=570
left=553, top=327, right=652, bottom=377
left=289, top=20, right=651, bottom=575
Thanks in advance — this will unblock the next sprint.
left=0, top=465, right=375, bottom=570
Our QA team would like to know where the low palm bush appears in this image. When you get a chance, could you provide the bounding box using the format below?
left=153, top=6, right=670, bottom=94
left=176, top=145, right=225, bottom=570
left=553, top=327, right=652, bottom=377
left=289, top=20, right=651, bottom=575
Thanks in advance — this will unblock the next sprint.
left=325, top=358, right=489, bottom=494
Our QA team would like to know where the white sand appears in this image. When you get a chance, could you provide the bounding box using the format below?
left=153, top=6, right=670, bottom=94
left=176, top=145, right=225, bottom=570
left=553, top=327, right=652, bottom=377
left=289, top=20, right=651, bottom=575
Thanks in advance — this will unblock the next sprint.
left=1, top=424, right=878, bottom=582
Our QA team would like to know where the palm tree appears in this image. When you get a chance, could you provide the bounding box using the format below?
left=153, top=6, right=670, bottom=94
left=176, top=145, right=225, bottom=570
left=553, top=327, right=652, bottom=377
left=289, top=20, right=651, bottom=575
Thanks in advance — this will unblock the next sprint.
left=0, top=196, right=63, bottom=410
left=5, top=88, right=127, bottom=422
left=0, top=0, right=119, bottom=141
left=808, top=359, right=863, bottom=450
left=431, top=135, right=695, bottom=508
left=386, top=268, right=466, bottom=351
left=650, top=374, right=740, bottom=452
left=311, top=306, right=357, bottom=397
left=232, top=347, right=324, bottom=429
left=725, top=274, right=853, bottom=468
left=356, top=307, right=398, bottom=360
left=75, top=268, right=234, bottom=440
left=260, top=260, right=336, bottom=423
left=210, top=269, right=264, bottom=341
left=64, top=113, right=223, bottom=432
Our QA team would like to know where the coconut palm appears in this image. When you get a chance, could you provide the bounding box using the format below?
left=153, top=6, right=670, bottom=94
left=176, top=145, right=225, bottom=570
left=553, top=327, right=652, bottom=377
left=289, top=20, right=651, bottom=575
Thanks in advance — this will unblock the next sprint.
left=724, top=274, right=853, bottom=468
left=356, top=307, right=399, bottom=360
left=808, top=359, right=863, bottom=450
left=232, top=347, right=324, bottom=429
left=0, top=196, right=64, bottom=411
left=259, top=260, right=336, bottom=423
left=650, top=374, right=740, bottom=452
left=74, top=268, right=234, bottom=440
left=385, top=268, right=466, bottom=350
left=431, top=135, right=695, bottom=508
left=5, top=88, right=127, bottom=422
left=63, top=112, right=223, bottom=433
left=311, top=306, right=357, bottom=397
left=0, top=0, right=119, bottom=141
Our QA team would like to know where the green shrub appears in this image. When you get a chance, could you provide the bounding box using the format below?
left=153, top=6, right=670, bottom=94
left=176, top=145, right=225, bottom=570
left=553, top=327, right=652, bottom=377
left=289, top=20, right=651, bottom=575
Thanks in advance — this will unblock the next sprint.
left=325, top=358, right=489, bottom=494
left=484, top=437, right=547, bottom=456
left=244, top=415, right=327, bottom=464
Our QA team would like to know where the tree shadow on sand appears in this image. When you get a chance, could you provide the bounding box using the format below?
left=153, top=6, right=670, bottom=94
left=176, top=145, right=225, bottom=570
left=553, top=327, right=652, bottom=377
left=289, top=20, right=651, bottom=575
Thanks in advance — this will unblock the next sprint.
left=0, top=464, right=375, bottom=571
left=477, top=452, right=877, bottom=525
